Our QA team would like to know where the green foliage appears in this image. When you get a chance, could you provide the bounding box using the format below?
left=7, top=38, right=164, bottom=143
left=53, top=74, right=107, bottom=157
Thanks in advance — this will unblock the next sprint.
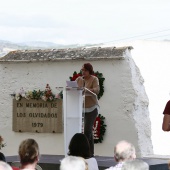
left=94, top=71, right=105, bottom=100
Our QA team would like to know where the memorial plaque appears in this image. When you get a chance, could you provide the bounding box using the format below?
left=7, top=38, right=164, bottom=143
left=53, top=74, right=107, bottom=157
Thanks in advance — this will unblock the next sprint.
left=13, top=98, right=63, bottom=133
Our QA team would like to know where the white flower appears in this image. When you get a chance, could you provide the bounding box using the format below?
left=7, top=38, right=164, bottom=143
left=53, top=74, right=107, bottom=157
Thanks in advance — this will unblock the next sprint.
left=15, top=96, right=20, bottom=101
left=25, top=92, right=31, bottom=100
left=20, top=88, right=25, bottom=97
left=49, top=96, right=53, bottom=101
left=21, top=93, right=25, bottom=97
left=41, top=96, right=47, bottom=101
left=15, top=93, right=21, bottom=100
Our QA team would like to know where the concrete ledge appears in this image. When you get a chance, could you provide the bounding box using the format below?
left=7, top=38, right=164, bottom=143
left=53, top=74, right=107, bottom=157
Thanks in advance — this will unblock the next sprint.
left=6, top=154, right=169, bottom=170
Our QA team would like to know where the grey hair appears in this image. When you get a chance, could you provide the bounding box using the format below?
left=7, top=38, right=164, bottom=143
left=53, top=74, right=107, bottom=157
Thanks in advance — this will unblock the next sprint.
left=114, top=142, right=135, bottom=161
left=121, top=159, right=149, bottom=170
left=60, top=156, right=87, bottom=170
left=0, top=161, right=12, bottom=170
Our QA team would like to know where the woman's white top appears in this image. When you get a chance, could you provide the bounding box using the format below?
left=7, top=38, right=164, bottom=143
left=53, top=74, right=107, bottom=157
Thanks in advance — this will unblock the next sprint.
left=85, top=157, right=99, bottom=170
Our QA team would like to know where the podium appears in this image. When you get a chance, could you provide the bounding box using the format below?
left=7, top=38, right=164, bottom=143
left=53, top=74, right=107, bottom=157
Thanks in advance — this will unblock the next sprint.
left=62, top=86, right=98, bottom=156
left=63, top=87, right=83, bottom=156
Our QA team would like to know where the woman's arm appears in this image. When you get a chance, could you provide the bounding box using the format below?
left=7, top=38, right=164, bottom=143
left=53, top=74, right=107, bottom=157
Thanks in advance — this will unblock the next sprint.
left=91, top=77, right=100, bottom=94
left=162, top=114, right=170, bottom=131
left=162, top=101, right=170, bottom=131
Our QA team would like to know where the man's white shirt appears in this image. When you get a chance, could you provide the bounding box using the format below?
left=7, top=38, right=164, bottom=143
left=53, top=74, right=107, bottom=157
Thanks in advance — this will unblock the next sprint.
left=105, top=162, right=124, bottom=170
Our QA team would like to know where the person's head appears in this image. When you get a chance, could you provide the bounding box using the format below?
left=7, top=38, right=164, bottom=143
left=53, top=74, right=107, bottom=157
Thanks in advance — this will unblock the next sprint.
left=18, top=139, right=39, bottom=166
left=121, top=159, right=149, bottom=170
left=81, top=63, right=94, bottom=77
left=68, top=133, right=90, bottom=159
left=114, top=140, right=136, bottom=162
left=0, top=161, right=12, bottom=170
left=60, top=156, right=88, bottom=170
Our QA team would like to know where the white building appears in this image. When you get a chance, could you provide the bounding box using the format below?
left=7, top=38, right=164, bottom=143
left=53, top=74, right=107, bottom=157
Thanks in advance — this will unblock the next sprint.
left=0, top=46, right=153, bottom=157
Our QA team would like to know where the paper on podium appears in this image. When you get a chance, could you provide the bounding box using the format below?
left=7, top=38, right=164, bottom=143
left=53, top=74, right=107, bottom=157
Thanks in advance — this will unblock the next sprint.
left=66, top=80, right=78, bottom=88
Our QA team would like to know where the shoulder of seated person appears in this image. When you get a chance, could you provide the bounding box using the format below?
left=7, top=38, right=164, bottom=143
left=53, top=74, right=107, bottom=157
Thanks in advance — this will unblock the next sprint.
left=86, top=157, right=97, bottom=160
left=105, top=167, right=114, bottom=170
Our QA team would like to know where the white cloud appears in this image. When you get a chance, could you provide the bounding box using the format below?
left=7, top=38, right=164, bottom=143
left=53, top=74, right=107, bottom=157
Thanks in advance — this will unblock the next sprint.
left=0, top=0, right=170, bottom=43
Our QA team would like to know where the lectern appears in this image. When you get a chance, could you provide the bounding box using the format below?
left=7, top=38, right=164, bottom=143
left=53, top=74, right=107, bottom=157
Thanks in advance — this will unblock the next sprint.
left=63, top=87, right=83, bottom=156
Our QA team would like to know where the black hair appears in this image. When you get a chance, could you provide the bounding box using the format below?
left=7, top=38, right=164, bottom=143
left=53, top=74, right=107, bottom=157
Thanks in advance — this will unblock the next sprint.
left=68, top=133, right=90, bottom=159
left=0, top=152, right=6, bottom=162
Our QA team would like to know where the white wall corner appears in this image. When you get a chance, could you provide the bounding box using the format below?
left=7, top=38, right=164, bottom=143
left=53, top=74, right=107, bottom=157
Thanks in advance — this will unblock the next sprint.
left=128, top=55, right=153, bottom=157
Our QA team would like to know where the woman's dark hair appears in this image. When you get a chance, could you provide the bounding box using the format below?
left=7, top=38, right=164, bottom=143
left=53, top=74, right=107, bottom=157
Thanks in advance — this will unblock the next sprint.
left=18, top=139, right=39, bottom=165
left=83, top=63, right=94, bottom=75
left=0, top=152, right=6, bottom=162
left=68, top=133, right=90, bottom=159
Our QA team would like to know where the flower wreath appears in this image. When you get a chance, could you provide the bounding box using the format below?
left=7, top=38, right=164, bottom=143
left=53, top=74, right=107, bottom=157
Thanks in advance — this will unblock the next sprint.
left=93, top=114, right=107, bottom=143
left=69, top=70, right=105, bottom=100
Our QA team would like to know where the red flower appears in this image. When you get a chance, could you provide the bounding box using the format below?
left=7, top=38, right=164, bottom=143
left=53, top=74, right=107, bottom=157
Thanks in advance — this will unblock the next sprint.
left=71, top=73, right=82, bottom=81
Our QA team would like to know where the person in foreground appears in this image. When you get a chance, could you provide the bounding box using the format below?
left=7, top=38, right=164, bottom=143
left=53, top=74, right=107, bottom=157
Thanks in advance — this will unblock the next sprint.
left=162, top=100, right=170, bottom=131
left=168, top=160, right=170, bottom=169
left=0, top=161, right=12, bottom=170
left=105, top=140, right=136, bottom=170
left=18, top=138, right=40, bottom=170
left=121, top=159, right=149, bottom=170
left=76, top=63, right=100, bottom=157
left=60, top=156, right=88, bottom=170
left=68, top=133, right=99, bottom=170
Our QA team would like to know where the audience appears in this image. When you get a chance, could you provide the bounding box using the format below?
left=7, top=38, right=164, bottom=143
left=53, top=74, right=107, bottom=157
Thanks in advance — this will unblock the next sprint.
left=105, top=140, right=136, bottom=170
left=0, top=161, right=12, bottom=170
left=60, top=156, right=88, bottom=170
left=0, top=137, right=150, bottom=170
left=18, top=138, right=40, bottom=170
left=68, top=133, right=99, bottom=170
left=121, top=159, right=149, bottom=170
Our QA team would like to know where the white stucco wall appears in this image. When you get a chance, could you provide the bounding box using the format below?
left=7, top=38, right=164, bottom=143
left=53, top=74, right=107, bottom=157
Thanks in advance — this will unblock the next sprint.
left=113, top=40, right=170, bottom=155
left=0, top=49, right=153, bottom=157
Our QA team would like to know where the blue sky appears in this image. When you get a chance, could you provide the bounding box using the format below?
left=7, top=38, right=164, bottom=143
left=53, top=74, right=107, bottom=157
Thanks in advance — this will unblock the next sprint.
left=0, top=0, right=170, bottom=44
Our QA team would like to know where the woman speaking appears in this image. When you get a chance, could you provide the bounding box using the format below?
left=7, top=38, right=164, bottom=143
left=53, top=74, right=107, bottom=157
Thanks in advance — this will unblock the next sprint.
left=76, top=63, right=100, bottom=157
